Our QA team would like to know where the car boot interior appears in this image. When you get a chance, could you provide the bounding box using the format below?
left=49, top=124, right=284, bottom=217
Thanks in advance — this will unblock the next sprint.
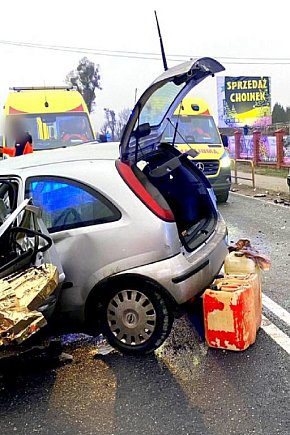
left=133, top=143, right=217, bottom=251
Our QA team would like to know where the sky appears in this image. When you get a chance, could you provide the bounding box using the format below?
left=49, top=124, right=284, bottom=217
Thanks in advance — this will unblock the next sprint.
left=1, top=0, right=290, bottom=132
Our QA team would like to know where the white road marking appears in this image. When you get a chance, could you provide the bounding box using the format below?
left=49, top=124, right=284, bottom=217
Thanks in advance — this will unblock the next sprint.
left=262, top=293, right=290, bottom=328
left=261, top=315, right=290, bottom=355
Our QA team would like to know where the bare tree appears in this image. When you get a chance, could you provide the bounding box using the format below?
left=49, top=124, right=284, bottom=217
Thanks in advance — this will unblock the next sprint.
left=66, top=57, right=101, bottom=113
left=116, top=108, right=132, bottom=140
left=100, top=107, right=131, bottom=142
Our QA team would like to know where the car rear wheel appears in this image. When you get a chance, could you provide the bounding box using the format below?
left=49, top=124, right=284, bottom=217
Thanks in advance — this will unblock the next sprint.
left=99, top=282, right=173, bottom=355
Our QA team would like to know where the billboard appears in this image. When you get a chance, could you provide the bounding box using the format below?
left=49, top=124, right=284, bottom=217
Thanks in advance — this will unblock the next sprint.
left=217, top=76, right=271, bottom=128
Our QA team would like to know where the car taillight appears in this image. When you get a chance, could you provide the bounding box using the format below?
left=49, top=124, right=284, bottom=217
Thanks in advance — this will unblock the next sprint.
left=116, top=160, right=175, bottom=222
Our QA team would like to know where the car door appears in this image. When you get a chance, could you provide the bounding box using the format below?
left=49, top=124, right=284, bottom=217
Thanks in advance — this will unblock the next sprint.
left=25, top=175, right=122, bottom=313
left=0, top=197, right=64, bottom=282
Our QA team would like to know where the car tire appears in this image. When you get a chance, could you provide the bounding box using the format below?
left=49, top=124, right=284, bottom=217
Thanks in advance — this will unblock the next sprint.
left=216, top=191, right=229, bottom=203
left=98, top=281, right=174, bottom=355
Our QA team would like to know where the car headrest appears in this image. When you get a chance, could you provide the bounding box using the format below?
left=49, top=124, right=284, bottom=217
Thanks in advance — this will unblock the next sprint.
left=0, top=199, right=9, bottom=224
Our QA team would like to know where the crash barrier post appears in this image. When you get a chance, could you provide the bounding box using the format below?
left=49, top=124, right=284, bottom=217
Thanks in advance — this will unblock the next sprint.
left=275, top=129, right=285, bottom=169
left=231, top=158, right=255, bottom=189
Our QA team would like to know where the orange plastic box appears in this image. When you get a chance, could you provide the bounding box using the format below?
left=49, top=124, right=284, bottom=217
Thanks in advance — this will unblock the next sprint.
left=203, top=274, right=262, bottom=351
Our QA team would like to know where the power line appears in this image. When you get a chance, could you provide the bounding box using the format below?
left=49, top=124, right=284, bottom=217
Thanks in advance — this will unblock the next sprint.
left=0, top=40, right=170, bottom=61
left=1, top=39, right=290, bottom=65
left=0, top=40, right=193, bottom=62
left=1, top=39, right=290, bottom=61
left=0, top=40, right=167, bottom=57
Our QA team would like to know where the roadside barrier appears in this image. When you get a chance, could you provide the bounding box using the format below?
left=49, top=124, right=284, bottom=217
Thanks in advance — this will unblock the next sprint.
left=231, top=158, right=255, bottom=189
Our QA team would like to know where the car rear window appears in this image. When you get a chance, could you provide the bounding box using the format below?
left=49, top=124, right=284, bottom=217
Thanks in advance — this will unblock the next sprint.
left=25, top=176, right=121, bottom=232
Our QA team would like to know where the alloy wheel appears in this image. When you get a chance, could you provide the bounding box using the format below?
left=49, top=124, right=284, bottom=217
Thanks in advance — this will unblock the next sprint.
left=107, top=289, right=157, bottom=345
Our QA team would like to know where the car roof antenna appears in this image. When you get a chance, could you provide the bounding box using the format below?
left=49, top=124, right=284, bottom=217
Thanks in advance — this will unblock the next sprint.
left=155, top=11, right=183, bottom=151
left=154, top=11, right=168, bottom=71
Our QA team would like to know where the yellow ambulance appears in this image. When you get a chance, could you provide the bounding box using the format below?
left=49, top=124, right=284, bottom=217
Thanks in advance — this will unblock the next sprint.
left=2, top=86, right=95, bottom=157
left=163, top=97, right=231, bottom=203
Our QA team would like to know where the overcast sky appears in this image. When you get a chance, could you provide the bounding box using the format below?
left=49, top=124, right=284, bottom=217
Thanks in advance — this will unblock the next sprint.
left=1, top=0, right=290, bottom=131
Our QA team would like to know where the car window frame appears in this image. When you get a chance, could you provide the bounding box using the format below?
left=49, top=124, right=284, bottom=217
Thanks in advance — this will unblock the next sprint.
left=25, top=175, right=121, bottom=233
left=0, top=177, right=21, bottom=213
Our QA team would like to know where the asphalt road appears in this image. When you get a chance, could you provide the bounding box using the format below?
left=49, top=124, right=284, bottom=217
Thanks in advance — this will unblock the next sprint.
left=221, top=193, right=290, bottom=313
left=0, top=193, right=289, bottom=435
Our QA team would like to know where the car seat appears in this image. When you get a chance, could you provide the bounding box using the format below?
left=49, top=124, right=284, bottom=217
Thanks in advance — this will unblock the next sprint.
left=0, top=199, right=9, bottom=225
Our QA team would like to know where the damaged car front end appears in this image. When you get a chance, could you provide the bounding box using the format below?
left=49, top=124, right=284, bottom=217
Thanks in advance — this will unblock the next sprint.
left=0, top=196, right=64, bottom=346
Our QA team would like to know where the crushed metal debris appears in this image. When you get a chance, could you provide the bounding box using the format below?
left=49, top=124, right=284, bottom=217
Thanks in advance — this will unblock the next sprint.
left=0, top=264, right=58, bottom=346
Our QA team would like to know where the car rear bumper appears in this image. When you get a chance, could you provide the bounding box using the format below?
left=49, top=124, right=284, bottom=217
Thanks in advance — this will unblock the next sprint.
left=117, top=216, right=228, bottom=305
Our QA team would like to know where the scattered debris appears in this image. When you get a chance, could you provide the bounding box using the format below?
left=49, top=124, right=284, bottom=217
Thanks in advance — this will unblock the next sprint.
left=60, top=333, right=95, bottom=347
left=0, top=338, right=62, bottom=372
left=58, top=352, right=73, bottom=364
left=94, top=342, right=116, bottom=356
left=228, top=239, right=271, bottom=271
left=230, top=183, right=290, bottom=204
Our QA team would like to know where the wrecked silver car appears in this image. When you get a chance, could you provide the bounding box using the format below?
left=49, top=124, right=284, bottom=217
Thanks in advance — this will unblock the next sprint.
left=0, top=57, right=228, bottom=354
